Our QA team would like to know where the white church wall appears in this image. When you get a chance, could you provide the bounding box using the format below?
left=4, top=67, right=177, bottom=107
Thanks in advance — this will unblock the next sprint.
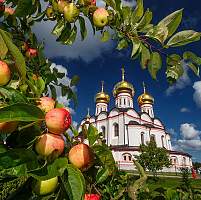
left=140, top=113, right=152, bottom=124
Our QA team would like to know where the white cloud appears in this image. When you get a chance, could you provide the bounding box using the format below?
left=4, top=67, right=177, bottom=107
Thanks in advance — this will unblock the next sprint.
left=180, top=107, right=190, bottom=113
left=180, top=123, right=200, bottom=140
left=176, top=123, right=201, bottom=150
left=165, top=66, right=191, bottom=96
left=178, top=140, right=201, bottom=150
left=33, top=8, right=114, bottom=63
left=47, top=63, right=75, bottom=114
left=193, top=81, right=201, bottom=108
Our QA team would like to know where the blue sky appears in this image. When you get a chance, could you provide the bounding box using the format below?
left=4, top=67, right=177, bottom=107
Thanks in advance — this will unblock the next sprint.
left=34, top=0, right=201, bottom=162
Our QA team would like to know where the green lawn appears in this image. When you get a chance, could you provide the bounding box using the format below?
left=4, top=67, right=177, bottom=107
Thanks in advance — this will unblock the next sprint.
left=145, top=177, right=201, bottom=191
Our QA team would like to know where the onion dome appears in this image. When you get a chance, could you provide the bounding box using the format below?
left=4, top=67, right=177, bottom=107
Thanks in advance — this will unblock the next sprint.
left=95, top=81, right=110, bottom=104
left=138, top=82, right=154, bottom=105
left=113, top=67, right=135, bottom=97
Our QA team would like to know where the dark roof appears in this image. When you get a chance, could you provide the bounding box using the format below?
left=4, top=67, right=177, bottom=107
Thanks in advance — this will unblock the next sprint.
left=169, top=150, right=192, bottom=158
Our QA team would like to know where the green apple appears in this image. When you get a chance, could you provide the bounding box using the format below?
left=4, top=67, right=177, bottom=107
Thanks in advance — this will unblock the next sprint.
left=46, top=7, right=55, bottom=20
left=64, top=3, right=80, bottom=23
left=57, top=0, right=68, bottom=13
left=33, top=177, right=58, bottom=196
left=93, top=8, right=109, bottom=28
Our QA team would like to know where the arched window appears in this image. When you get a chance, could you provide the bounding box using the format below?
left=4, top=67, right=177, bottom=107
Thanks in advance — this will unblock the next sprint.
left=124, top=98, right=126, bottom=105
left=101, top=126, right=106, bottom=138
left=150, top=134, right=156, bottom=143
left=141, top=132, right=145, bottom=145
left=119, top=98, right=122, bottom=106
left=161, top=135, right=165, bottom=148
left=122, top=153, right=132, bottom=162
left=114, top=123, right=119, bottom=137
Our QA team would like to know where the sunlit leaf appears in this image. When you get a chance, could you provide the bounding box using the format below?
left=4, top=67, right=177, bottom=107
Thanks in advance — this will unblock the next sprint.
left=167, top=30, right=201, bottom=47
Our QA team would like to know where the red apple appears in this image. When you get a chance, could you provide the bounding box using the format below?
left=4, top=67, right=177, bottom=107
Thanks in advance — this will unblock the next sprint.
left=37, top=97, right=55, bottom=113
left=35, top=133, right=65, bottom=157
left=0, top=0, right=5, bottom=4
left=93, top=8, right=109, bottom=28
left=68, top=143, right=94, bottom=170
left=57, top=0, right=68, bottom=13
left=0, top=60, right=11, bottom=86
left=63, top=3, right=80, bottom=23
left=85, top=194, right=101, bottom=200
left=33, top=177, right=58, bottom=195
left=26, top=48, right=37, bottom=58
left=4, top=7, right=15, bottom=15
left=45, top=108, right=71, bottom=134
left=0, top=121, right=18, bottom=134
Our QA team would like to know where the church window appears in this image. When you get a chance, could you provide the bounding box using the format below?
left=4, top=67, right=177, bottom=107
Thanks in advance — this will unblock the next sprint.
left=114, top=123, right=119, bottom=137
left=124, top=156, right=126, bottom=161
left=161, top=135, right=165, bottom=148
left=120, top=99, right=122, bottom=105
left=141, top=132, right=145, bottom=145
left=128, top=155, right=132, bottom=161
left=124, top=98, right=126, bottom=105
left=101, top=126, right=106, bottom=138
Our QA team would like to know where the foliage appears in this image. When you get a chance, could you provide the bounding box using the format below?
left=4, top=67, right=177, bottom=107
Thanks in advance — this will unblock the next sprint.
left=0, top=0, right=201, bottom=199
left=136, top=140, right=171, bottom=177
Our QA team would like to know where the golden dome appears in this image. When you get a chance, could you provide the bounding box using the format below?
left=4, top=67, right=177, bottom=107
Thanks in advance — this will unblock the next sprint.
left=113, top=67, right=135, bottom=97
left=138, top=83, right=154, bottom=105
left=95, top=81, right=110, bottom=104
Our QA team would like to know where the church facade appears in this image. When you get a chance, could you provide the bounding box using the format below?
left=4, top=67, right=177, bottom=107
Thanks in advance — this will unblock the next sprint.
left=79, top=68, right=192, bottom=172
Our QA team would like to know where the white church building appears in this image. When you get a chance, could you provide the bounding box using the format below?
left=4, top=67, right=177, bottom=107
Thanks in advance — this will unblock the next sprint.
left=79, top=68, right=192, bottom=172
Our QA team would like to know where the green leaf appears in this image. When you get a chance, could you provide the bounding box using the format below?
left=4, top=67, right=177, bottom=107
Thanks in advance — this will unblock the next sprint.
left=183, top=51, right=201, bottom=76
left=92, top=144, right=116, bottom=175
left=183, top=51, right=201, bottom=65
left=0, top=29, right=26, bottom=80
left=101, top=31, right=110, bottom=42
left=0, top=148, right=38, bottom=177
left=148, top=52, right=162, bottom=79
left=158, top=9, right=183, bottom=38
left=62, top=164, right=85, bottom=200
left=131, top=38, right=141, bottom=58
left=87, top=124, right=99, bottom=146
left=137, top=9, right=152, bottom=31
left=63, top=26, right=77, bottom=45
left=147, top=23, right=169, bottom=44
left=96, top=167, right=110, bottom=184
left=70, top=125, right=79, bottom=137
left=167, top=30, right=201, bottom=47
left=79, top=16, right=87, bottom=41
left=70, top=75, right=80, bottom=87
left=15, top=0, right=35, bottom=17
left=29, top=158, right=68, bottom=180
left=116, top=39, right=128, bottom=50
left=52, top=19, right=65, bottom=37
left=166, top=54, right=184, bottom=84
left=187, top=62, right=200, bottom=76
left=131, top=0, right=144, bottom=25
left=0, top=87, right=27, bottom=104
left=140, top=44, right=150, bottom=69
left=0, top=34, right=8, bottom=59
left=0, top=103, right=44, bottom=122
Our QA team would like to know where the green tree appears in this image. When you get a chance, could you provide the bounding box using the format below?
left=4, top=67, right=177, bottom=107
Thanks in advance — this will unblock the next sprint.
left=136, top=140, right=171, bottom=178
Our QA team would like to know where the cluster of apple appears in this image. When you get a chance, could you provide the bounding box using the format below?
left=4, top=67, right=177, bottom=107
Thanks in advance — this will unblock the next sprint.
left=33, top=98, right=97, bottom=198
left=46, top=0, right=110, bottom=28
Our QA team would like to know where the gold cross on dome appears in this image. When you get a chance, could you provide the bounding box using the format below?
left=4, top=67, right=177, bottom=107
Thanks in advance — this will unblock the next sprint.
left=121, top=67, right=125, bottom=81
left=101, top=81, right=104, bottom=92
